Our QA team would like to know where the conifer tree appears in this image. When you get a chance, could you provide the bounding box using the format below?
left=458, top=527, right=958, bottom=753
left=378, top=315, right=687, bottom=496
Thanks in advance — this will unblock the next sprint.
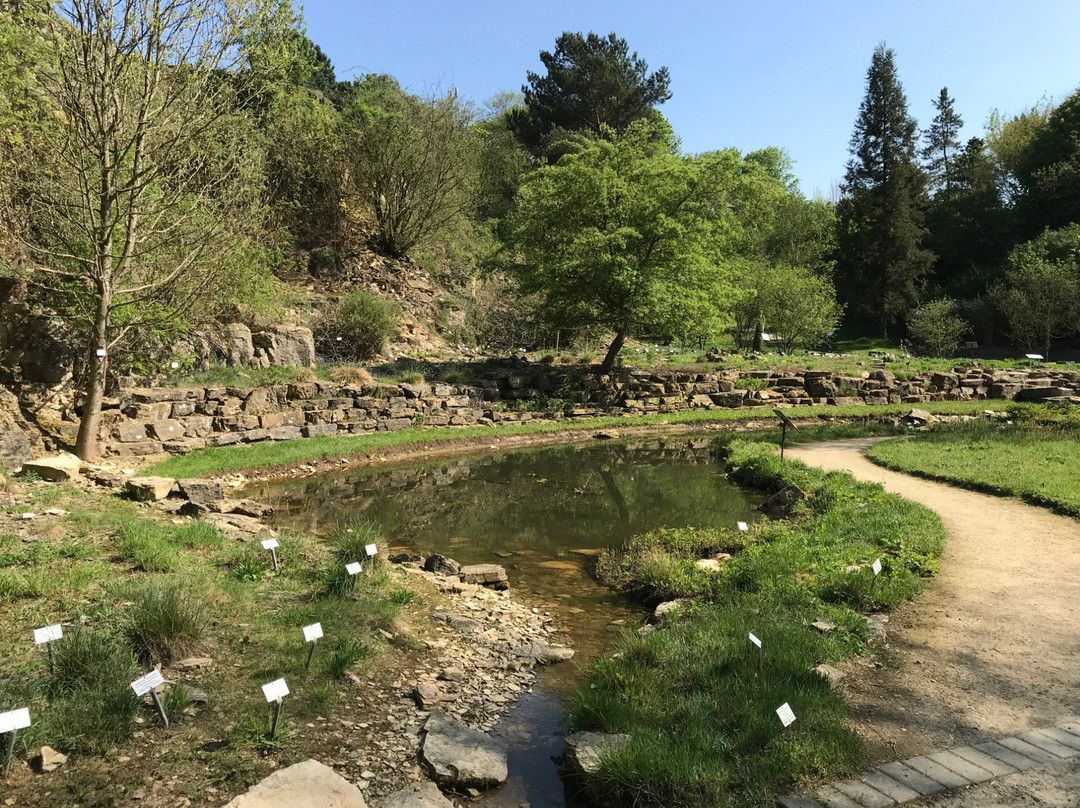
left=922, top=87, right=964, bottom=195
left=836, top=44, right=933, bottom=336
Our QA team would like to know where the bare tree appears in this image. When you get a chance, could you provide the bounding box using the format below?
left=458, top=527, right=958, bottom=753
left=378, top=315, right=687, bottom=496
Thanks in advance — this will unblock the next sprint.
left=25, top=0, right=268, bottom=460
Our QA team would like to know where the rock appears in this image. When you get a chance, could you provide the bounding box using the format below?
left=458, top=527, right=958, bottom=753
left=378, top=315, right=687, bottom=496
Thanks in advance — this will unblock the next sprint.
left=458, top=564, right=508, bottom=589
left=180, top=684, right=208, bottom=704
left=223, top=323, right=254, bottom=367
left=389, top=553, right=423, bottom=564
left=203, top=512, right=274, bottom=541
left=217, top=499, right=273, bottom=518
left=37, top=745, right=67, bottom=773
left=562, top=731, right=631, bottom=803
left=434, top=613, right=484, bottom=635
left=422, top=554, right=461, bottom=575
left=378, top=782, right=454, bottom=808
left=178, top=478, right=225, bottom=509
left=21, top=453, right=81, bottom=482
left=653, top=599, right=691, bottom=620
left=126, top=477, right=176, bottom=502
left=146, top=419, right=186, bottom=440
left=811, top=619, right=837, bottom=633
left=866, top=614, right=889, bottom=643
left=173, top=656, right=213, bottom=670
left=437, top=666, right=465, bottom=682
left=419, top=711, right=508, bottom=791
left=695, top=558, right=726, bottom=573
left=413, top=682, right=443, bottom=709
left=758, top=484, right=805, bottom=514
left=814, top=664, right=845, bottom=685
left=115, top=421, right=149, bottom=443
left=513, top=643, right=574, bottom=665
left=252, top=326, right=316, bottom=368
left=224, top=759, right=367, bottom=808
left=593, top=431, right=619, bottom=440
left=904, top=408, right=935, bottom=426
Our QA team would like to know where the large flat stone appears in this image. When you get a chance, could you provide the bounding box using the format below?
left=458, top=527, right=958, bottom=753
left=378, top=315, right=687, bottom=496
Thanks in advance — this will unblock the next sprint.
left=178, top=477, right=225, bottom=508
left=224, top=759, right=366, bottom=807
left=126, top=476, right=175, bottom=502
left=951, top=745, right=1018, bottom=776
left=859, top=771, right=919, bottom=802
left=814, top=786, right=864, bottom=808
left=458, top=564, right=508, bottom=587
left=831, top=779, right=895, bottom=808
left=877, top=762, right=945, bottom=796
left=901, top=756, right=971, bottom=789
left=974, top=741, right=1041, bottom=771
left=419, top=710, right=507, bottom=791
left=21, top=453, right=81, bottom=482
left=1037, top=727, right=1080, bottom=752
left=775, top=796, right=824, bottom=808
left=926, top=750, right=995, bottom=783
left=996, top=736, right=1063, bottom=765
left=1018, top=729, right=1079, bottom=759
left=378, top=782, right=453, bottom=808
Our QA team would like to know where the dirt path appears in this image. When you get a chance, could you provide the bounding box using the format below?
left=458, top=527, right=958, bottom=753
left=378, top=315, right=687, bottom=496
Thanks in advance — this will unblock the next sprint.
left=788, top=438, right=1080, bottom=765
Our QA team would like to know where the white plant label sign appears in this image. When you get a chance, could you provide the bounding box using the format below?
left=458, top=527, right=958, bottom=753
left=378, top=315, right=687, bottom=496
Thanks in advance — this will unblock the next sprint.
left=303, top=623, right=323, bottom=643
left=0, top=707, right=31, bottom=733
left=345, top=562, right=362, bottom=575
left=262, top=678, right=289, bottom=703
left=776, top=702, right=796, bottom=727
left=749, top=632, right=762, bottom=648
left=261, top=538, right=279, bottom=550
left=737, top=522, right=749, bottom=531
left=131, top=669, right=165, bottom=697
left=34, top=624, right=63, bottom=644
left=872, top=558, right=883, bottom=576
left=364, top=543, right=378, bottom=557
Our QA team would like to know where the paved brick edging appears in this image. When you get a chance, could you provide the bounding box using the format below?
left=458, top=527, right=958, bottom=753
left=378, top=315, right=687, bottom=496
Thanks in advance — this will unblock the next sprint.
left=777, top=722, right=1080, bottom=807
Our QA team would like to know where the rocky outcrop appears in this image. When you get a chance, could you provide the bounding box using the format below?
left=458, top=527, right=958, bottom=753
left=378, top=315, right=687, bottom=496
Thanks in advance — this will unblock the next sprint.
left=252, top=326, right=316, bottom=368
left=224, top=759, right=367, bottom=808
left=419, top=710, right=508, bottom=791
left=0, top=389, right=36, bottom=470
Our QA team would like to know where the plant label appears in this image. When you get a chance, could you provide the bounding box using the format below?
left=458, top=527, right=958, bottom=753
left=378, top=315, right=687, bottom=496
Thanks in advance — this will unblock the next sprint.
left=737, top=522, right=749, bottom=531
left=262, top=678, right=289, bottom=703
left=131, top=669, right=165, bottom=697
left=303, top=623, right=323, bottom=643
left=34, top=624, right=63, bottom=644
left=170, top=361, right=179, bottom=369
left=261, top=538, right=279, bottom=550
left=872, top=558, right=882, bottom=576
left=0, top=708, right=31, bottom=734
left=95, top=347, right=106, bottom=357
left=776, top=702, right=796, bottom=727
left=345, top=562, right=362, bottom=575
left=749, top=632, right=762, bottom=648
left=364, top=543, right=378, bottom=557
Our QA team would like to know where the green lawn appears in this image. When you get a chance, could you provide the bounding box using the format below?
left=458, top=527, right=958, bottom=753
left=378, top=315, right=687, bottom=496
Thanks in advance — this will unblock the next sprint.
left=866, top=417, right=1080, bottom=518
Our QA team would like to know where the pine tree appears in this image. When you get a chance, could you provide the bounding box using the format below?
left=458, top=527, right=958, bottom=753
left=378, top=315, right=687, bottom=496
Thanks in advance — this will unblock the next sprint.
left=922, top=87, right=964, bottom=195
left=836, top=44, right=933, bottom=336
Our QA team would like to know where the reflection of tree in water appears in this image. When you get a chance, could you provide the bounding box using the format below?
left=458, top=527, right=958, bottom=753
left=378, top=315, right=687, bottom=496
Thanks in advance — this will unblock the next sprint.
left=256, top=437, right=760, bottom=563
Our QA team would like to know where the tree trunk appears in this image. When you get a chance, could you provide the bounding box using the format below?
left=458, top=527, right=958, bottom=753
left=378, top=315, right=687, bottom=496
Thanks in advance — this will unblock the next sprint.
left=599, top=330, right=627, bottom=374
left=75, top=291, right=110, bottom=462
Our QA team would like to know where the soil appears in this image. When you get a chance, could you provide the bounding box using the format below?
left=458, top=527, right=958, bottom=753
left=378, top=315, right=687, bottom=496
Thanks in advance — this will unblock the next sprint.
left=789, top=438, right=1080, bottom=804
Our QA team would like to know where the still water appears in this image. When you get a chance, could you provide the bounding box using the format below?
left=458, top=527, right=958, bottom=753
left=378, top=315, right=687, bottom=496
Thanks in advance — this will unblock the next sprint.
left=253, top=436, right=761, bottom=807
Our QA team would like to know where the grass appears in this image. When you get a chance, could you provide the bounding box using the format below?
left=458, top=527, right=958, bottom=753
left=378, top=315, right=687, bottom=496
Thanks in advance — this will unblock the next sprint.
left=125, top=577, right=209, bottom=664
left=866, top=409, right=1080, bottom=518
left=569, top=439, right=946, bottom=807
left=142, top=400, right=995, bottom=479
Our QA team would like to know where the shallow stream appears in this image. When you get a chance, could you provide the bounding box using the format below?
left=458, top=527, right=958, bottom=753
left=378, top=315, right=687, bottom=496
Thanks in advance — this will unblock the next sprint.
left=253, top=436, right=762, bottom=807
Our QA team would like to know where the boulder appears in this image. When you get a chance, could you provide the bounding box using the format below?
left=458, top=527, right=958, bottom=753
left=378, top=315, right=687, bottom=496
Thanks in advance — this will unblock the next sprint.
left=903, top=408, right=935, bottom=426
left=378, top=782, right=454, bottom=808
left=458, top=564, right=508, bottom=589
left=146, top=419, right=186, bottom=440
left=0, top=389, right=35, bottom=470
left=252, top=326, right=316, bottom=368
left=422, top=554, right=461, bottom=575
left=224, top=323, right=255, bottom=367
left=178, top=478, right=225, bottom=508
left=126, top=477, right=176, bottom=502
left=562, top=731, right=631, bottom=804
left=419, top=710, right=508, bottom=791
left=653, top=599, right=691, bottom=620
left=224, top=759, right=367, bottom=808
left=513, top=642, right=574, bottom=665
left=203, top=512, right=275, bottom=541
left=413, top=681, right=443, bottom=709
left=758, top=484, right=805, bottom=515
left=21, top=453, right=81, bottom=482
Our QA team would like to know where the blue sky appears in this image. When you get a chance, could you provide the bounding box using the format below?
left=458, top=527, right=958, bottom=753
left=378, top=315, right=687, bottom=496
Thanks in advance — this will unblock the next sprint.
left=301, top=0, right=1080, bottom=199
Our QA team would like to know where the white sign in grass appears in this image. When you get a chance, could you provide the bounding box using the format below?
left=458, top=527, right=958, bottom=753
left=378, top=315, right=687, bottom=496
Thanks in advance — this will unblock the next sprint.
left=748, top=632, right=762, bottom=648
left=130, top=669, right=165, bottom=697
left=33, top=624, right=63, bottom=644
left=776, top=702, right=796, bottom=727
left=872, top=558, right=883, bottom=576
left=364, top=543, right=378, bottom=557
left=0, top=707, right=31, bottom=734
left=737, top=522, right=749, bottom=532
left=261, top=538, right=279, bottom=550
left=345, top=561, right=362, bottom=576
left=302, top=623, right=323, bottom=643
left=262, top=678, right=290, bottom=703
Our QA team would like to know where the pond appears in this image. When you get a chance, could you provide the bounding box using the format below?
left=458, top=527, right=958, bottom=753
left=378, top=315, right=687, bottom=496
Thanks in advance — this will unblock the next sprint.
left=252, top=435, right=762, bottom=807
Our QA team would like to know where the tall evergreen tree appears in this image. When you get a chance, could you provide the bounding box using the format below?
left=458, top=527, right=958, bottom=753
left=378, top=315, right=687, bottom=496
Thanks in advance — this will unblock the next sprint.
left=922, top=87, right=964, bottom=195
left=835, top=44, right=933, bottom=335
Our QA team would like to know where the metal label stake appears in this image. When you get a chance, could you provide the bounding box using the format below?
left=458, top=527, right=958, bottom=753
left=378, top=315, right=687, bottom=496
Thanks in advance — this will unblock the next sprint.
left=773, top=409, right=799, bottom=460
left=262, top=538, right=280, bottom=572
left=33, top=624, right=63, bottom=675
left=131, top=669, right=168, bottom=727
left=302, top=623, right=323, bottom=670
left=261, top=679, right=289, bottom=739
left=0, top=708, right=32, bottom=776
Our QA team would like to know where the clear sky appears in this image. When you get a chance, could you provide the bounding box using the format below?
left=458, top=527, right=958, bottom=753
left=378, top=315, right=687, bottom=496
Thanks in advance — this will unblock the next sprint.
left=301, top=0, right=1080, bottom=199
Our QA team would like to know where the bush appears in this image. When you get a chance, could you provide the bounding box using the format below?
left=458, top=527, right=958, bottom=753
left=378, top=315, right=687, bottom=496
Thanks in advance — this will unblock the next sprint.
left=322, top=291, right=402, bottom=361
left=907, top=298, right=968, bottom=358
left=125, top=578, right=208, bottom=664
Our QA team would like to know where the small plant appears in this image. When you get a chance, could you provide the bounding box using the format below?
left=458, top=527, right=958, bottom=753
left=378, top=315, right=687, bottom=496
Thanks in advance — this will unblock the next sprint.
left=738, top=377, right=769, bottom=392
left=387, top=588, right=419, bottom=605
left=232, top=557, right=268, bottom=582
left=324, top=637, right=370, bottom=679
left=161, top=682, right=192, bottom=723
left=330, top=365, right=374, bottom=386
left=173, top=521, right=226, bottom=548
left=113, top=519, right=179, bottom=572
left=125, top=578, right=208, bottom=664
left=16, top=469, right=42, bottom=483
left=412, top=412, right=425, bottom=427
left=243, top=710, right=291, bottom=754
left=326, top=517, right=385, bottom=565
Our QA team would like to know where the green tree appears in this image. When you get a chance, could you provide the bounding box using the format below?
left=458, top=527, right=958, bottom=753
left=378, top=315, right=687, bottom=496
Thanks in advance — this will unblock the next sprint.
left=341, top=76, right=481, bottom=258
left=1014, top=89, right=1080, bottom=236
left=995, top=225, right=1080, bottom=358
left=906, top=298, right=968, bottom=357
left=836, top=44, right=933, bottom=335
left=475, top=91, right=531, bottom=238
left=509, top=31, right=671, bottom=159
left=921, top=87, right=964, bottom=195
left=730, top=263, right=842, bottom=354
left=511, top=120, right=734, bottom=372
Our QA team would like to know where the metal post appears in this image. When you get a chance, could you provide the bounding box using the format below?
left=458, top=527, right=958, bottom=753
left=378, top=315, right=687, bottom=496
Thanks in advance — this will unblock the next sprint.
left=269, top=698, right=283, bottom=739
left=47, top=643, right=54, bottom=675
left=305, top=640, right=317, bottom=671
left=2, top=729, right=16, bottom=776
left=149, top=689, right=169, bottom=728
left=270, top=547, right=279, bottom=572
left=780, top=420, right=788, bottom=460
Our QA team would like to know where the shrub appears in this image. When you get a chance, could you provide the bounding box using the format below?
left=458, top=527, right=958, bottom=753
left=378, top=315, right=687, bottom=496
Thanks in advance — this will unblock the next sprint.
left=907, top=298, right=968, bottom=358
left=323, top=291, right=402, bottom=361
left=125, top=578, right=208, bottom=664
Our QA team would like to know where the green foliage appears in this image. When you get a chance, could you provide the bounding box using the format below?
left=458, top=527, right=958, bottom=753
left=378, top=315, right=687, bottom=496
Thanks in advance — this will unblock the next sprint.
left=125, top=578, right=209, bottom=664
left=161, top=683, right=192, bottom=724
left=322, top=291, right=403, bottom=361
left=921, top=87, right=964, bottom=195
left=114, top=520, right=180, bottom=572
left=906, top=298, right=968, bottom=358
left=323, top=637, right=370, bottom=679
left=732, top=263, right=843, bottom=353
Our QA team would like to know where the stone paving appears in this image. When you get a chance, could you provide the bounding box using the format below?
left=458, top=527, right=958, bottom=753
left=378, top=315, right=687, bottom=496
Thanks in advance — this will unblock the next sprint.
left=777, top=721, right=1080, bottom=808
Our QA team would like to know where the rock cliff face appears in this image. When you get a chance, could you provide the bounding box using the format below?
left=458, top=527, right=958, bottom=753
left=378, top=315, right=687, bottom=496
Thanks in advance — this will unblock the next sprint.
left=0, top=388, right=40, bottom=470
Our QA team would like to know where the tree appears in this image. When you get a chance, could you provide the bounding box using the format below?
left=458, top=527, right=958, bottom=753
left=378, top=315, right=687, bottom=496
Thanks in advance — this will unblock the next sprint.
left=341, top=76, right=481, bottom=258
left=511, top=120, right=733, bottom=372
left=509, top=31, right=671, bottom=159
left=995, top=225, right=1080, bottom=358
left=921, top=87, right=963, bottom=195
left=21, top=0, right=277, bottom=461
left=906, top=298, right=968, bottom=357
left=835, top=44, right=933, bottom=335
left=1013, top=88, right=1080, bottom=236
left=730, top=263, right=842, bottom=353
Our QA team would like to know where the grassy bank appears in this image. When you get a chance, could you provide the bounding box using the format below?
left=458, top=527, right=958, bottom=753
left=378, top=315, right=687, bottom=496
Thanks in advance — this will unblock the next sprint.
left=866, top=409, right=1080, bottom=518
left=568, top=440, right=946, bottom=807
left=142, top=401, right=992, bottom=479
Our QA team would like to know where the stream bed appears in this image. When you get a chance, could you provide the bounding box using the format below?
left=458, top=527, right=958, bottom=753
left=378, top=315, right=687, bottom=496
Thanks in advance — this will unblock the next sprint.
left=252, top=435, right=762, bottom=807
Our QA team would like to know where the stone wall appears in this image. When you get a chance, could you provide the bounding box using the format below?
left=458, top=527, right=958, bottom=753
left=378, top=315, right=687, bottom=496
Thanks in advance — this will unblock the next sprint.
left=95, top=364, right=1080, bottom=458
